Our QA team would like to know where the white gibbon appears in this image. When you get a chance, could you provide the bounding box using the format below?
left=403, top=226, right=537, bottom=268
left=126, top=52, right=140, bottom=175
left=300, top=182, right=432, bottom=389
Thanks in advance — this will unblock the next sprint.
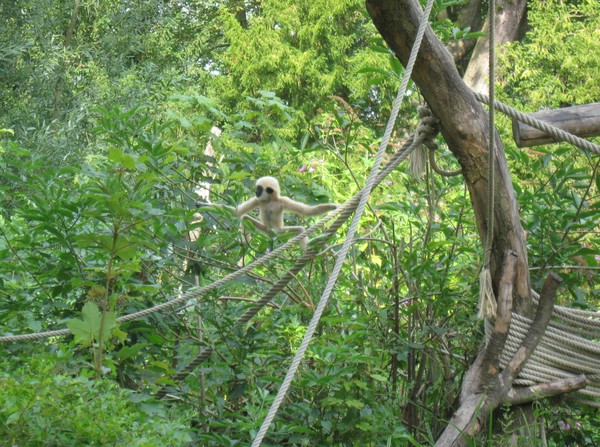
left=236, top=176, right=337, bottom=248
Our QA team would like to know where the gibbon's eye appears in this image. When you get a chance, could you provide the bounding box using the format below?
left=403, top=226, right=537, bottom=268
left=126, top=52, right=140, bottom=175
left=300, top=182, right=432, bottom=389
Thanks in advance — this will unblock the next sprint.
left=255, top=185, right=264, bottom=198
left=266, top=187, right=274, bottom=194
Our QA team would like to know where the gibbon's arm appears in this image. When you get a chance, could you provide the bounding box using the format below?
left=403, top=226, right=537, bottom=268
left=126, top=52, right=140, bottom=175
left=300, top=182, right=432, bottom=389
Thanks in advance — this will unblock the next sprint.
left=279, top=197, right=338, bottom=217
left=236, top=197, right=260, bottom=217
left=195, top=201, right=236, bottom=212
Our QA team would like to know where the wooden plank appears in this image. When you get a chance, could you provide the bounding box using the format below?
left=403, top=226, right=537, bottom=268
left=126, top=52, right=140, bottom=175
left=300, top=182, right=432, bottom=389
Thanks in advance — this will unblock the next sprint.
left=512, top=102, right=600, bottom=147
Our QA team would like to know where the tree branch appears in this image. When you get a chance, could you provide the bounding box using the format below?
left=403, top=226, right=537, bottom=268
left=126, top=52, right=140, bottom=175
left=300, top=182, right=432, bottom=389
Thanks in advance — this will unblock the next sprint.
left=505, top=272, right=562, bottom=381
left=506, top=375, right=587, bottom=406
left=481, top=251, right=517, bottom=385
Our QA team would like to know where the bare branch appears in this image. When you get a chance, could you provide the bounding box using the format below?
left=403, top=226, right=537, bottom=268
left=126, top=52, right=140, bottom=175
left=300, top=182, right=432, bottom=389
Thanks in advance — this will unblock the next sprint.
left=507, top=375, right=587, bottom=405
left=481, top=251, right=517, bottom=385
left=505, top=273, right=562, bottom=380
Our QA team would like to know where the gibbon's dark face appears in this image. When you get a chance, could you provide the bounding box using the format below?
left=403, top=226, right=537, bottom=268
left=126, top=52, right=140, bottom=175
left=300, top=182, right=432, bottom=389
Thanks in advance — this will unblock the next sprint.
left=256, top=185, right=275, bottom=198
left=255, top=177, right=279, bottom=201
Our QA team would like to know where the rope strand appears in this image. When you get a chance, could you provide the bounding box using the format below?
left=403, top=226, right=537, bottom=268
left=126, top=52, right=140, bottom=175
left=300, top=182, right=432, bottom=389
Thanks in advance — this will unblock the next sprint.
left=478, top=0, right=497, bottom=320
left=250, top=0, right=437, bottom=444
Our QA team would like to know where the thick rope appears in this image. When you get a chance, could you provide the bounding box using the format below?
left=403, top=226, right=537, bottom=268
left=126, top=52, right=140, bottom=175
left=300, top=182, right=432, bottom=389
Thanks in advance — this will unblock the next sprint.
left=474, top=92, right=600, bottom=156
left=478, top=0, right=497, bottom=320
left=159, top=122, right=439, bottom=396
left=486, top=302, right=600, bottom=406
left=0, top=200, right=346, bottom=343
left=250, top=1, right=437, bottom=445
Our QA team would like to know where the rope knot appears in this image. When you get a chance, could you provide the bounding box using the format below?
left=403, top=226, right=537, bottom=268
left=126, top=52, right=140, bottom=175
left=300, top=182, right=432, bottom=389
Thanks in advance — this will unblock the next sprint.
left=414, top=107, right=439, bottom=143
left=409, top=106, right=440, bottom=178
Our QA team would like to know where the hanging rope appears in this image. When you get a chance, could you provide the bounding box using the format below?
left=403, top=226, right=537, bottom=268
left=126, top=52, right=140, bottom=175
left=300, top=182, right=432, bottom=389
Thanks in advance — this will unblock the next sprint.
left=478, top=0, right=497, bottom=320
left=250, top=0, right=437, bottom=445
left=427, top=141, right=462, bottom=177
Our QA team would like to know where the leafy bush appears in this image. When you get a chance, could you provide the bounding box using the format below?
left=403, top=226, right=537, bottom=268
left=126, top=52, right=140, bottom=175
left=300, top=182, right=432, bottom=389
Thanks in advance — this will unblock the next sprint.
left=0, top=352, right=192, bottom=447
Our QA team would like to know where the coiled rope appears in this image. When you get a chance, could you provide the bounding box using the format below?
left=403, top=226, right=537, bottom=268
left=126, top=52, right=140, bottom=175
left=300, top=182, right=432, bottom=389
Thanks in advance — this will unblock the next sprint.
left=486, top=300, right=600, bottom=406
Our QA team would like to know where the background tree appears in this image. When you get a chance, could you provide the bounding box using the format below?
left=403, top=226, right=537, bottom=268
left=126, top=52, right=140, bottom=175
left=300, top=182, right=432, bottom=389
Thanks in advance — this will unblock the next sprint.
left=0, top=0, right=598, bottom=445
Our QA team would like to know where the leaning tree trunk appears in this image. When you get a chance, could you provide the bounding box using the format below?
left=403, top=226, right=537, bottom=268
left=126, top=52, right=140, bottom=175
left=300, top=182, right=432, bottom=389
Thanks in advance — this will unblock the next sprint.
left=364, top=0, right=540, bottom=445
left=365, top=0, right=531, bottom=308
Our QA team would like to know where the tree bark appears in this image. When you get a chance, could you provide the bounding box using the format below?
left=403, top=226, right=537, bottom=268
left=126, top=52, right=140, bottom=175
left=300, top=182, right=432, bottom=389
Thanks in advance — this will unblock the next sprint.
left=365, top=0, right=531, bottom=311
left=462, top=0, right=528, bottom=93
left=362, top=1, right=590, bottom=445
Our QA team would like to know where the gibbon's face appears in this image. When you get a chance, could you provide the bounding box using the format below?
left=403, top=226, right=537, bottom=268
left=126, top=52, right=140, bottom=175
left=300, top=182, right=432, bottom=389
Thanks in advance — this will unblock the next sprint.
left=255, top=176, right=280, bottom=201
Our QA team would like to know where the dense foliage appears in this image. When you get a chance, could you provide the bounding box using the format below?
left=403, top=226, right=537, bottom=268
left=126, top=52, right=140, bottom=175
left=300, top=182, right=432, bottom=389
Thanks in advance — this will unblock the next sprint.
left=0, top=0, right=598, bottom=445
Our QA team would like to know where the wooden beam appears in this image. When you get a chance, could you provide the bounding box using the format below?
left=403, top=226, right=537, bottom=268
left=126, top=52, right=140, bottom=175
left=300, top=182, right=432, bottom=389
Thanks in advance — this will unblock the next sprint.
left=512, top=103, right=600, bottom=147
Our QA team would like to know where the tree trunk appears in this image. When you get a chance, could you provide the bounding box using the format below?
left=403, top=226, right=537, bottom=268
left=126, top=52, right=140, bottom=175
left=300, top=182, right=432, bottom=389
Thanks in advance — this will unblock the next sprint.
left=462, top=0, right=528, bottom=93
left=364, top=0, right=538, bottom=444
left=365, top=0, right=531, bottom=310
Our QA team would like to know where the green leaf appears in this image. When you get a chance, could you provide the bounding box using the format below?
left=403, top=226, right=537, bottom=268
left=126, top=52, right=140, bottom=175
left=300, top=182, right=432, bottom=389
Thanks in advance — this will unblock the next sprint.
left=107, top=147, right=123, bottom=163
left=121, top=154, right=136, bottom=170
left=390, top=56, right=403, bottom=76
left=356, top=66, right=388, bottom=75
left=117, top=343, right=149, bottom=360
left=370, top=373, right=388, bottom=382
left=66, top=302, right=116, bottom=347
left=345, top=399, right=364, bottom=409
left=67, top=302, right=101, bottom=346
left=66, top=318, right=94, bottom=346
left=227, top=171, right=252, bottom=180
left=112, top=235, right=138, bottom=260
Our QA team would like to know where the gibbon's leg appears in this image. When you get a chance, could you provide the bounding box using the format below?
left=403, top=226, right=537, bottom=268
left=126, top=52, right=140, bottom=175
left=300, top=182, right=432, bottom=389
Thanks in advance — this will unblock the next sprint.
left=240, top=214, right=272, bottom=245
left=242, top=214, right=269, bottom=233
left=279, top=198, right=337, bottom=249
left=277, top=225, right=308, bottom=249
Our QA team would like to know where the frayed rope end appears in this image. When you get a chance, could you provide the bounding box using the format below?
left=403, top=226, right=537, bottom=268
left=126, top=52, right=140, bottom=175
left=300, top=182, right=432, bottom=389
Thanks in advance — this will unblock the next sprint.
left=408, top=144, right=427, bottom=179
left=478, top=268, right=496, bottom=320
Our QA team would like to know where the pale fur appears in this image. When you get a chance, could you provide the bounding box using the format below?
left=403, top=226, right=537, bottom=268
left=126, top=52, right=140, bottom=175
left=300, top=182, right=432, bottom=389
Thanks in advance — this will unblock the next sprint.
left=236, top=176, right=337, bottom=247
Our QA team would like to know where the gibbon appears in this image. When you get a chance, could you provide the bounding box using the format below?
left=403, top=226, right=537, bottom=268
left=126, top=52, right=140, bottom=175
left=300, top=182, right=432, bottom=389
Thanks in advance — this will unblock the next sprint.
left=236, top=176, right=337, bottom=248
